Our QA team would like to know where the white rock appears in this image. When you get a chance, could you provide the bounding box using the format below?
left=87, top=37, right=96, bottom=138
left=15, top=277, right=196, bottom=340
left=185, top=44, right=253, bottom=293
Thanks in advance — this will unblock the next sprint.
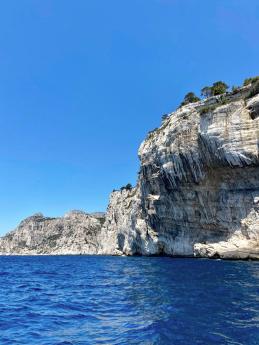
left=1, top=85, right=258, bottom=259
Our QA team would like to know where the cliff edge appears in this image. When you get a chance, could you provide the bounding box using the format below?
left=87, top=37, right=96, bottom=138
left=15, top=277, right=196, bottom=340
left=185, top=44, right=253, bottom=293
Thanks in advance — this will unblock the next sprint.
left=0, top=211, right=105, bottom=255
left=1, top=83, right=258, bottom=258
left=98, top=84, right=259, bottom=259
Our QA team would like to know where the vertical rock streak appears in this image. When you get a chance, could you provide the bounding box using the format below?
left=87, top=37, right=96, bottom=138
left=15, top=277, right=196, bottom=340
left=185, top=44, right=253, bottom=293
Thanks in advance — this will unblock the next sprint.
left=1, top=88, right=258, bottom=259
left=100, top=91, right=259, bottom=259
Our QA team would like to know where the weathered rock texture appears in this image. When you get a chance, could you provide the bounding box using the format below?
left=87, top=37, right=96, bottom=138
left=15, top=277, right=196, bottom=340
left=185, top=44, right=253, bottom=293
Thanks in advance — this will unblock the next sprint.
left=0, top=211, right=105, bottom=255
left=1, top=84, right=259, bottom=258
left=98, top=86, right=259, bottom=259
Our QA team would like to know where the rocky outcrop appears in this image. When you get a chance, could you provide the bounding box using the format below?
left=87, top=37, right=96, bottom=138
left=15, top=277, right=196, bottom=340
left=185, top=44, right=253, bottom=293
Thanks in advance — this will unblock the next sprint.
left=1, top=84, right=259, bottom=258
left=98, top=86, right=259, bottom=259
left=0, top=211, right=105, bottom=255
left=97, top=187, right=157, bottom=255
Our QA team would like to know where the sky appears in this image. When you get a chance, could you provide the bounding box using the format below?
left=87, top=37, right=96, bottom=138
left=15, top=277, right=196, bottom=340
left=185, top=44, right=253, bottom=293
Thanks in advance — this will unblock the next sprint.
left=0, top=0, right=258, bottom=234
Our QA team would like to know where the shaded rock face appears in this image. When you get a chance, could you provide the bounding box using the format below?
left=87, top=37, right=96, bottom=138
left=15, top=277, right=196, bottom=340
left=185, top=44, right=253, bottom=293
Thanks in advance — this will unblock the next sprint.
left=97, top=187, right=157, bottom=255
left=0, top=211, right=105, bottom=255
left=99, top=89, right=259, bottom=259
left=1, top=86, right=259, bottom=259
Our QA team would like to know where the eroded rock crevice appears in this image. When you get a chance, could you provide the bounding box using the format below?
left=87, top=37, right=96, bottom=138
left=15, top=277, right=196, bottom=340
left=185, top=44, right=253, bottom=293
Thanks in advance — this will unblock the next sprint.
left=0, top=87, right=258, bottom=259
left=99, top=89, right=259, bottom=259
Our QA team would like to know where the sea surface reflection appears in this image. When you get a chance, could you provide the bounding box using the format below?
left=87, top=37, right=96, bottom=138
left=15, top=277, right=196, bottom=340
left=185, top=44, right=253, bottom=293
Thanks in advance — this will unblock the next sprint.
left=0, top=256, right=258, bottom=344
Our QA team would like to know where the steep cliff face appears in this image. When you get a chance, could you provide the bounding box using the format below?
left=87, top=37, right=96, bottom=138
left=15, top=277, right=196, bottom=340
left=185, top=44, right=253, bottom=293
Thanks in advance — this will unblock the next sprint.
left=0, top=211, right=105, bottom=255
left=1, top=85, right=259, bottom=258
left=99, top=87, right=259, bottom=259
left=98, top=187, right=157, bottom=255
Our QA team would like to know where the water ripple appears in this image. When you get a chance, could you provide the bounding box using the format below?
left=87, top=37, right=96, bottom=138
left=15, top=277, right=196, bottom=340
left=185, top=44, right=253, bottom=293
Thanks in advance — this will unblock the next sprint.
left=0, top=256, right=258, bottom=344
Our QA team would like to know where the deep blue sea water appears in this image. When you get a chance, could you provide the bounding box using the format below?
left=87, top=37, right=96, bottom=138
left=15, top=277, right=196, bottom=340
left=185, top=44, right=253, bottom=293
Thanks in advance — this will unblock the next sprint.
left=0, top=256, right=258, bottom=345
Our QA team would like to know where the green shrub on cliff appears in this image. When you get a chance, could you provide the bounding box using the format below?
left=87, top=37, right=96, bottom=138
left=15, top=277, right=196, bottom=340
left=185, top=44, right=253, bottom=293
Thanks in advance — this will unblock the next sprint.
left=120, top=183, right=132, bottom=191
left=246, top=80, right=259, bottom=99
left=180, top=92, right=200, bottom=107
left=125, top=183, right=132, bottom=190
left=211, top=81, right=229, bottom=95
left=201, top=81, right=228, bottom=98
left=199, top=104, right=217, bottom=115
left=161, top=114, right=169, bottom=122
left=199, top=95, right=229, bottom=115
left=201, top=86, right=212, bottom=98
left=243, top=76, right=259, bottom=86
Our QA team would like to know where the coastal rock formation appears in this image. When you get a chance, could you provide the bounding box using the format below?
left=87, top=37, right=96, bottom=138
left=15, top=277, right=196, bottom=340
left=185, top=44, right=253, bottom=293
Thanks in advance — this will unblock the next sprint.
left=98, top=86, right=259, bottom=259
left=98, top=187, right=157, bottom=255
left=1, top=84, right=258, bottom=258
left=0, top=211, right=105, bottom=255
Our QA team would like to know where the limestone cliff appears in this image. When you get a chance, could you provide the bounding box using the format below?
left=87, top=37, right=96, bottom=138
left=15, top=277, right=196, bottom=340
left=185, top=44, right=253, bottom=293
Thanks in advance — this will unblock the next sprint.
left=98, top=85, right=259, bottom=259
left=1, top=83, right=259, bottom=258
left=0, top=211, right=105, bottom=255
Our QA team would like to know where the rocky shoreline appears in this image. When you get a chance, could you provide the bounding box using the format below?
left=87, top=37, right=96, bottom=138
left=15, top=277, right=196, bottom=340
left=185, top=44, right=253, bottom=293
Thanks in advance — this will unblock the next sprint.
left=1, top=83, right=258, bottom=259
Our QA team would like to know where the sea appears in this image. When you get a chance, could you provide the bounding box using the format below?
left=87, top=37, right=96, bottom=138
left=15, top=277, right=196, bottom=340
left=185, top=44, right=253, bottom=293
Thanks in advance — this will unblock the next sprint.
left=0, top=256, right=258, bottom=345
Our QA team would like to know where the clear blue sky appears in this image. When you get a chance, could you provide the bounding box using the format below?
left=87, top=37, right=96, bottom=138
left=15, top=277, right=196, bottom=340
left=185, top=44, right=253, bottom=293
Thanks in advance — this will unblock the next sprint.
left=0, top=0, right=258, bottom=234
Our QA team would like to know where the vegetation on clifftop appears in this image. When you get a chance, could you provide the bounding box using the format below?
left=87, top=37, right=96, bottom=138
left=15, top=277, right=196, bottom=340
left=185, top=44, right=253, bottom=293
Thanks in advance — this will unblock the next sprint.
left=243, top=76, right=259, bottom=86
left=157, top=76, right=258, bottom=133
left=177, top=76, right=258, bottom=110
left=180, top=92, right=200, bottom=107
left=120, top=183, right=132, bottom=191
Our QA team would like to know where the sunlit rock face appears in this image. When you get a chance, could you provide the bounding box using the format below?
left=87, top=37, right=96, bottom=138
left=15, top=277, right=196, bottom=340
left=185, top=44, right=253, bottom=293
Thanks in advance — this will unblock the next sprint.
left=1, top=86, right=259, bottom=259
left=98, top=187, right=158, bottom=255
left=0, top=211, right=105, bottom=255
left=100, top=87, right=259, bottom=259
